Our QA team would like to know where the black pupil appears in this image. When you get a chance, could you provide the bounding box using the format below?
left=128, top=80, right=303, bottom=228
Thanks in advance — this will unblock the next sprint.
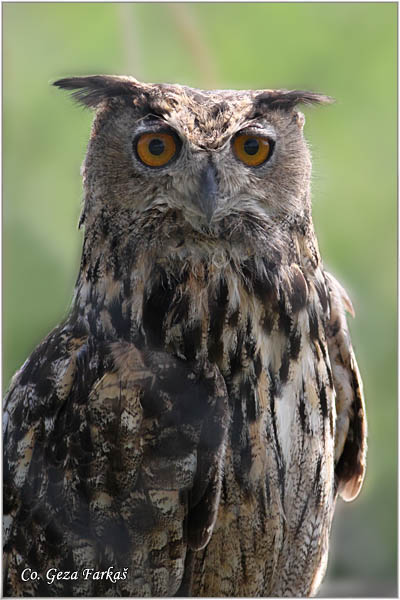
left=149, top=138, right=165, bottom=156
left=244, top=138, right=259, bottom=155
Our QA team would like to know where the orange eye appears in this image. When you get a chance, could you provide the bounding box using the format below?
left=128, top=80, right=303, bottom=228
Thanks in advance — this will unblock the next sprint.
left=233, top=134, right=272, bottom=167
left=136, top=132, right=179, bottom=167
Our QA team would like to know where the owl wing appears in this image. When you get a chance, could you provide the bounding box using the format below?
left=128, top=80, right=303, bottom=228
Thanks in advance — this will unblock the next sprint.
left=324, top=271, right=367, bottom=501
left=3, top=327, right=229, bottom=596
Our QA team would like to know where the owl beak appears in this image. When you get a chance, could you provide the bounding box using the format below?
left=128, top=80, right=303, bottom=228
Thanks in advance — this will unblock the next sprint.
left=196, top=162, right=219, bottom=224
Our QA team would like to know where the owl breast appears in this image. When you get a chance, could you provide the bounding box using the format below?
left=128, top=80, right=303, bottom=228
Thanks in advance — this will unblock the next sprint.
left=136, top=242, right=336, bottom=596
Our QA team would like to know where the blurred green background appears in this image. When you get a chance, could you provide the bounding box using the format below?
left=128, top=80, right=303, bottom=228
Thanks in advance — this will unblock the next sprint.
left=3, top=2, right=397, bottom=596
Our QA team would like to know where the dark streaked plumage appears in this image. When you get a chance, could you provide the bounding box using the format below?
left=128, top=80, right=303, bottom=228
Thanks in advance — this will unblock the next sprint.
left=3, top=76, right=366, bottom=597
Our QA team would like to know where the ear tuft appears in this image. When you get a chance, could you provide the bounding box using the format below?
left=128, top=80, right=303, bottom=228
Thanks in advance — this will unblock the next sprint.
left=254, top=89, right=334, bottom=112
left=53, top=75, right=142, bottom=108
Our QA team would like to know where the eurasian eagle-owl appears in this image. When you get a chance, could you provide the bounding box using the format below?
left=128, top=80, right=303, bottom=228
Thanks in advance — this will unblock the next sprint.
left=3, top=76, right=367, bottom=597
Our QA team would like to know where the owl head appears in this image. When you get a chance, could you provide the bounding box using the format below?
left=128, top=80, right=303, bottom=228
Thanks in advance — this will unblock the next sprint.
left=54, top=76, right=332, bottom=239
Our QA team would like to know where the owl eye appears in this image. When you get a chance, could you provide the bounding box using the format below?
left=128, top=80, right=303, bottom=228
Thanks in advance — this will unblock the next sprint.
left=135, top=132, right=180, bottom=167
left=233, top=134, right=273, bottom=167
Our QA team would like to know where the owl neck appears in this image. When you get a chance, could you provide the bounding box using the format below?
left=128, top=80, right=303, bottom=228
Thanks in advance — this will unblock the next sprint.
left=70, top=206, right=321, bottom=353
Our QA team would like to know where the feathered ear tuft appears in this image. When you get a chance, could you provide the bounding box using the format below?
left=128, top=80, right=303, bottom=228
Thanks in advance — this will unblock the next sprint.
left=53, top=75, right=143, bottom=108
left=254, top=89, right=334, bottom=112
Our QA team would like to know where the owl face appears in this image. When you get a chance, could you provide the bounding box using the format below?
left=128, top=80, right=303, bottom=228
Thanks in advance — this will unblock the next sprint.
left=56, top=77, right=331, bottom=236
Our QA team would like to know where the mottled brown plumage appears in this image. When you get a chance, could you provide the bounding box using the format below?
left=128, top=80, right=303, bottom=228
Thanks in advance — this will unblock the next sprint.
left=3, top=76, right=367, bottom=597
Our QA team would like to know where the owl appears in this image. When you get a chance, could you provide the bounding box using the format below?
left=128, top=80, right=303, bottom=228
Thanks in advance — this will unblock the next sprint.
left=3, top=76, right=367, bottom=597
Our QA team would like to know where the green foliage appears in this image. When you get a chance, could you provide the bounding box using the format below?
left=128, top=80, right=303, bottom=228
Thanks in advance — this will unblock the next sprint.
left=3, top=3, right=396, bottom=594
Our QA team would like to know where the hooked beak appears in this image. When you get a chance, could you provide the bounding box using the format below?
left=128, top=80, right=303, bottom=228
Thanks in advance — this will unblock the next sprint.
left=195, top=161, right=219, bottom=224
